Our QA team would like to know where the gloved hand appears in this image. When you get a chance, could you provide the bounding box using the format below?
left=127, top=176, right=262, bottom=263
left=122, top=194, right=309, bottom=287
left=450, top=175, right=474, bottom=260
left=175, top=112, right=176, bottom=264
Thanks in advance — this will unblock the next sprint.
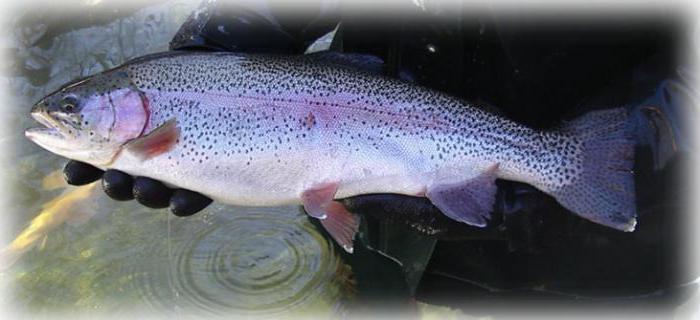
left=63, top=160, right=212, bottom=216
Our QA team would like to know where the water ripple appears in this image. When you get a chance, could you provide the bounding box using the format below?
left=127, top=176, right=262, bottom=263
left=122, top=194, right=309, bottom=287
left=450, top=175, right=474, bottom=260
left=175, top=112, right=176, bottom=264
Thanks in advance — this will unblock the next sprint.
left=125, top=206, right=349, bottom=317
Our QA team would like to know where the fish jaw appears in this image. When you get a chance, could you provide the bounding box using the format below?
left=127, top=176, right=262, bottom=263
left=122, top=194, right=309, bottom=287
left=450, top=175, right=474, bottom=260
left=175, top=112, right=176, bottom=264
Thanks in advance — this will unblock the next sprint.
left=24, top=124, right=107, bottom=165
left=25, top=108, right=120, bottom=166
left=25, top=109, right=73, bottom=156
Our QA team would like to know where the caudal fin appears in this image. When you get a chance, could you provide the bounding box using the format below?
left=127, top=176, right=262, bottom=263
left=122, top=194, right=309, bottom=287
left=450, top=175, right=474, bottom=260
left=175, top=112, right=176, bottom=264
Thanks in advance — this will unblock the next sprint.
left=551, top=108, right=637, bottom=231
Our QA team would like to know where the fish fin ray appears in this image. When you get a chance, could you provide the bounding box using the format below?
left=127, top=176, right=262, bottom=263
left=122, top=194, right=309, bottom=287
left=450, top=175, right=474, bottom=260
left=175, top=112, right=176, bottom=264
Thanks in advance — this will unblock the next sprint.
left=125, top=119, right=180, bottom=161
left=319, top=202, right=359, bottom=253
left=301, top=183, right=338, bottom=219
left=426, top=165, right=498, bottom=227
left=301, top=182, right=359, bottom=253
left=552, top=108, right=637, bottom=231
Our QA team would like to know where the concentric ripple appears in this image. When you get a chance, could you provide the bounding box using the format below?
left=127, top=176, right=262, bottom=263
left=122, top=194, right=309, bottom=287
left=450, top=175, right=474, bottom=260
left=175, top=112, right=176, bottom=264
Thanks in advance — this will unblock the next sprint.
left=125, top=205, right=350, bottom=317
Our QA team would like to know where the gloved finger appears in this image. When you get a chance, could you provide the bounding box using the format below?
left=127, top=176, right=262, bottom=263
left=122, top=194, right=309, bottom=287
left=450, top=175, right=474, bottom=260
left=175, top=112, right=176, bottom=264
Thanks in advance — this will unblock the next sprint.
left=101, top=169, right=135, bottom=201
left=63, top=160, right=103, bottom=186
left=101, top=169, right=212, bottom=215
left=170, top=189, right=213, bottom=217
left=133, top=177, right=173, bottom=209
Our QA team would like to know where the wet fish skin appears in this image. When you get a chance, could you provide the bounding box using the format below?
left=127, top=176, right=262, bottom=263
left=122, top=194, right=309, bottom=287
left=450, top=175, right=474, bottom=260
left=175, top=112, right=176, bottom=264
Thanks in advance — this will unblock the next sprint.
left=120, top=53, right=572, bottom=200
left=26, top=51, right=636, bottom=250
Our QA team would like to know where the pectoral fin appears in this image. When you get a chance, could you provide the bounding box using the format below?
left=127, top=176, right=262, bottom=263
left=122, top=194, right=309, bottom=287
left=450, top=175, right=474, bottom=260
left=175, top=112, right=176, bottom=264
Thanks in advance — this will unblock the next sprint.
left=125, top=119, right=180, bottom=161
left=301, top=182, right=359, bottom=253
left=426, top=165, right=498, bottom=227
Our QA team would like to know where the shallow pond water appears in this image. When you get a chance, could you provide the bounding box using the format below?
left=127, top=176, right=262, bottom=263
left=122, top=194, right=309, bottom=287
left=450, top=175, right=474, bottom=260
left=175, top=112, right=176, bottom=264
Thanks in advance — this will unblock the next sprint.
left=0, top=1, right=353, bottom=317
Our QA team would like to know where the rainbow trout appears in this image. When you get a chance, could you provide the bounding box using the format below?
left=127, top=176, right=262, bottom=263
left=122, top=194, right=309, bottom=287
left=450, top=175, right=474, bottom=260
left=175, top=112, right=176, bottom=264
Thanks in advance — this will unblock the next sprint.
left=25, top=51, right=636, bottom=252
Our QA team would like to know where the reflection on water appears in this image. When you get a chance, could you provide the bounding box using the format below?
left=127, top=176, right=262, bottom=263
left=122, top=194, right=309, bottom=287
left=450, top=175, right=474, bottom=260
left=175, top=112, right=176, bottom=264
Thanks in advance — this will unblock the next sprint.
left=1, top=0, right=352, bottom=317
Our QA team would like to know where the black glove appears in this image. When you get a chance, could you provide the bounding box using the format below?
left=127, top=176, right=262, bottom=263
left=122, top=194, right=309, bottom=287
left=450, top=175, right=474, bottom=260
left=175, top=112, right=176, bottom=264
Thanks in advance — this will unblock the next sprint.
left=63, top=160, right=212, bottom=216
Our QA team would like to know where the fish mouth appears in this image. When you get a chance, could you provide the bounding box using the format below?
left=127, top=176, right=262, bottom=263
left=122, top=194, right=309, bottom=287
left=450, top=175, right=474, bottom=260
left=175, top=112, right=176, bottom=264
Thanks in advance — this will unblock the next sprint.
left=26, top=110, right=59, bottom=135
left=25, top=109, right=70, bottom=149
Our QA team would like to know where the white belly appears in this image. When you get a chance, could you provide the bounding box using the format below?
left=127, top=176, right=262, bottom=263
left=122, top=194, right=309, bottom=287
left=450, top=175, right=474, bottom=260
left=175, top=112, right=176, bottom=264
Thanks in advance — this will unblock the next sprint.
left=108, top=142, right=437, bottom=206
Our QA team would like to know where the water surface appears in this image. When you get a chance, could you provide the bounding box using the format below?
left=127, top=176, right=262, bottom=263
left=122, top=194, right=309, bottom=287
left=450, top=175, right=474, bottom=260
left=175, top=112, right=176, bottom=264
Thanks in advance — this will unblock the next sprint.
left=1, top=1, right=352, bottom=317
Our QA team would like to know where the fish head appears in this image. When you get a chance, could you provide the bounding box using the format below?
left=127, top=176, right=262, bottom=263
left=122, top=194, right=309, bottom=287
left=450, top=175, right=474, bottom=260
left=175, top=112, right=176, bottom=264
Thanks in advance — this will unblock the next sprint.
left=25, top=70, right=149, bottom=166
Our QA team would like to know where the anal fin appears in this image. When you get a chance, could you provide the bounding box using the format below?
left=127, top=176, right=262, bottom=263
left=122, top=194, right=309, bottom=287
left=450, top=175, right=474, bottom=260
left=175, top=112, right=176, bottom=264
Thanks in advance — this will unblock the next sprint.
left=426, top=165, right=498, bottom=227
left=302, top=183, right=359, bottom=253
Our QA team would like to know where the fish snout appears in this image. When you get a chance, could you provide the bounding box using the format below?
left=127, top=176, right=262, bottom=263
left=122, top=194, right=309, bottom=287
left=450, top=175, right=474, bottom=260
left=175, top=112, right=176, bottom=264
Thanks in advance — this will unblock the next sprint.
left=25, top=99, right=66, bottom=144
left=29, top=100, right=59, bottom=132
left=30, top=99, right=49, bottom=116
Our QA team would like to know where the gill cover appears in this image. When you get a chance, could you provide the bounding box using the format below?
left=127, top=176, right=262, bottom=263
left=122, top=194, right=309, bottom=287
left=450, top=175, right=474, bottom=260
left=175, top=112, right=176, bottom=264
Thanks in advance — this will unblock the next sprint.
left=25, top=70, right=149, bottom=166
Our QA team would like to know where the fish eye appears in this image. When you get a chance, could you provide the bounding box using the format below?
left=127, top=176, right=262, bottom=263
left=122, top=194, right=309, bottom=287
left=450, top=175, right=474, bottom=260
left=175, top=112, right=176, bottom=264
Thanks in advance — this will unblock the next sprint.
left=60, top=96, right=79, bottom=112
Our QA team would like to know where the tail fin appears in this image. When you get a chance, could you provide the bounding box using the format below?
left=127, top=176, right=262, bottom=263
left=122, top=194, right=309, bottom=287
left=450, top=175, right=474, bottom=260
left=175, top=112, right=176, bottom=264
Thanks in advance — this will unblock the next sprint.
left=551, top=108, right=637, bottom=231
